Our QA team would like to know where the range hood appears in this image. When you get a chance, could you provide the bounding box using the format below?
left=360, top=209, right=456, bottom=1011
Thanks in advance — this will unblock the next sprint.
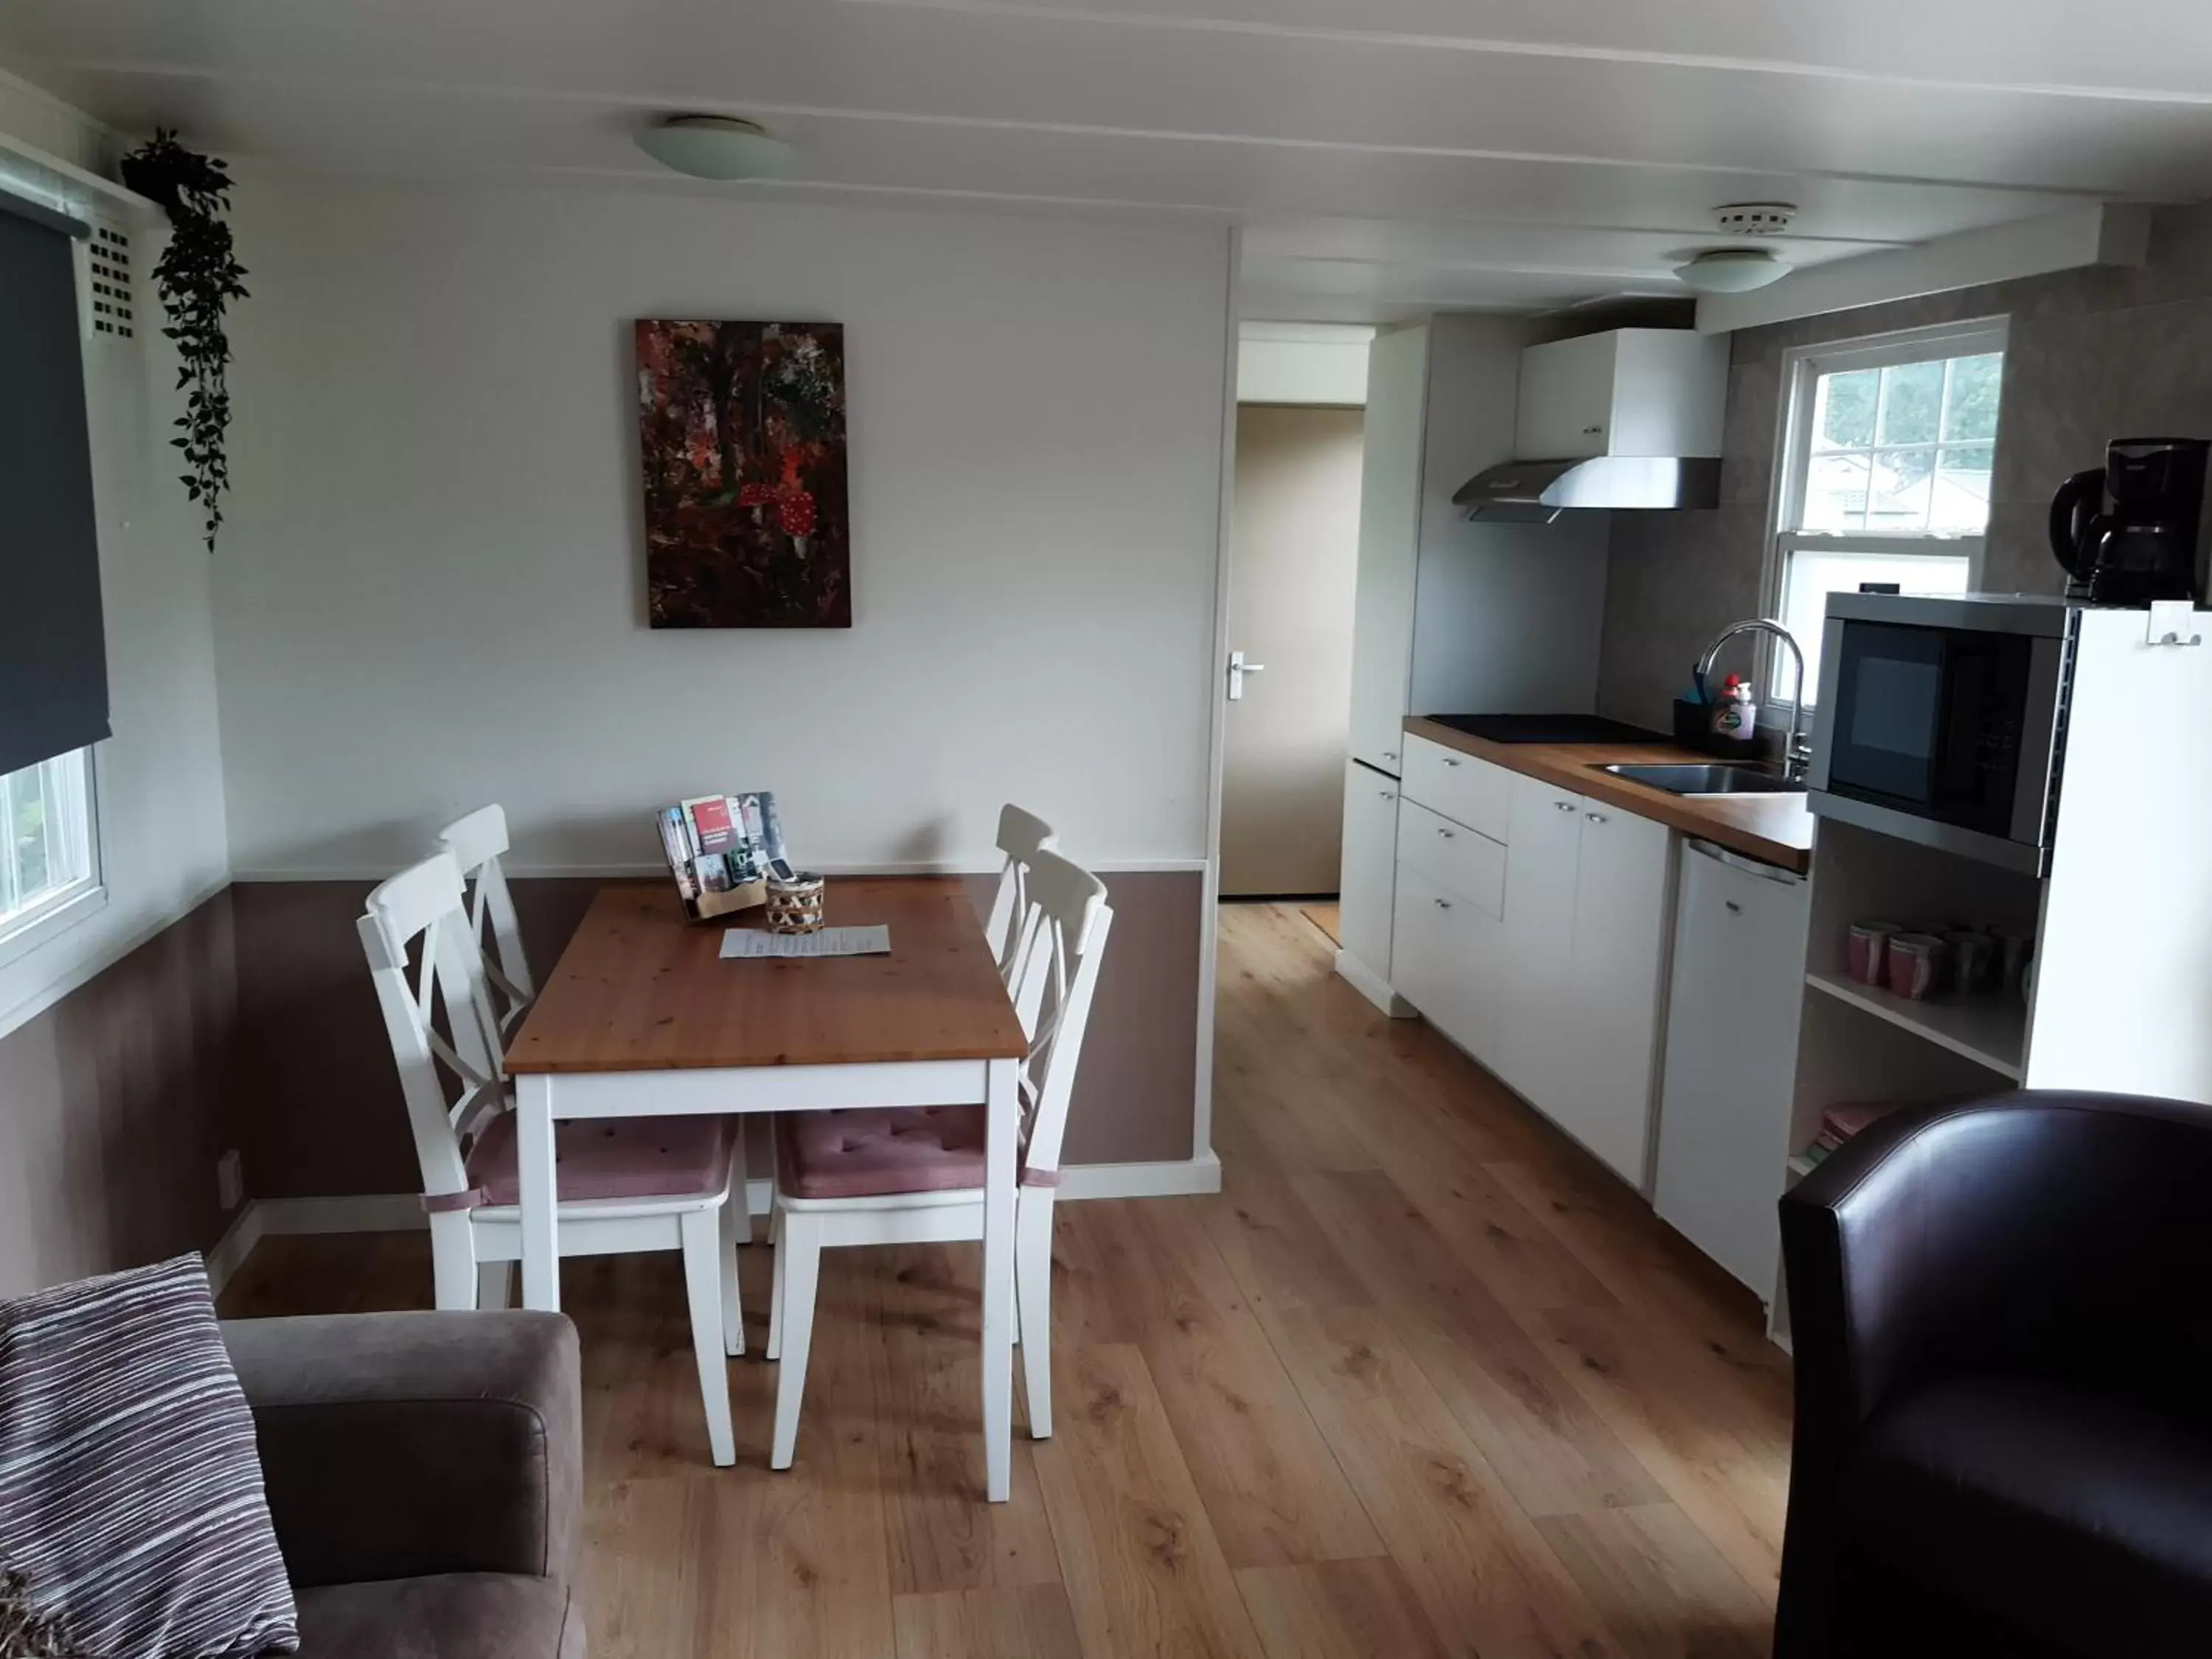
left=1453, top=455, right=1722, bottom=515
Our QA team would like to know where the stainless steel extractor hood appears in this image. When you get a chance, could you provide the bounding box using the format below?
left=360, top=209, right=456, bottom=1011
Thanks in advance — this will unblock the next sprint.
left=1452, top=455, right=1722, bottom=515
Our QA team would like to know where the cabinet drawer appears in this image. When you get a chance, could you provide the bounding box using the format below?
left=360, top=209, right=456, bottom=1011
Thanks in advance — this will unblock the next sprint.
left=1397, top=799, right=1506, bottom=918
left=1391, top=862, right=1503, bottom=1064
left=1401, top=735, right=1512, bottom=843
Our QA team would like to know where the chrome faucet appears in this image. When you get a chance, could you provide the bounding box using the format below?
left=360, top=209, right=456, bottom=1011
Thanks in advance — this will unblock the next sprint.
left=1696, top=619, right=1810, bottom=780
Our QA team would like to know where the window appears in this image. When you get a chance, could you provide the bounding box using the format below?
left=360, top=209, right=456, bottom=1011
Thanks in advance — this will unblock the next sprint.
left=0, top=747, right=100, bottom=956
left=1767, top=321, right=2006, bottom=703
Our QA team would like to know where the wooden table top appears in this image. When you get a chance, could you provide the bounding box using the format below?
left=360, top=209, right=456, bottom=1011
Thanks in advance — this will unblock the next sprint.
left=506, top=877, right=1028, bottom=1074
left=1402, top=717, right=1816, bottom=874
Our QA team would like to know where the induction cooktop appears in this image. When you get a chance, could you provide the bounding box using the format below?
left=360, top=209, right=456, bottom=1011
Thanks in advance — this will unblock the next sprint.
left=1423, top=713, right=1671, bottom=745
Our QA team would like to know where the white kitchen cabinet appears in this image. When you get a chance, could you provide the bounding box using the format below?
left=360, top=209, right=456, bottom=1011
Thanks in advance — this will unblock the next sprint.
left=1347, top=325, right=1427, bottom=775
left=1514, top=329, right=1728, bottom=462
left=1493, top=773, right=1583, bottom=1107
left=1400, top=734, right=1512, bottom=844
left=1337, top=758, right=1401, bottom=981
left=1559, top=803, right=1677, bottom=1187
left=1391, top=862, right=1504, bottom=1064
left=1396, top=799, right=1506, bottom=919
left=1655, top=841, right=1809, bottom=1298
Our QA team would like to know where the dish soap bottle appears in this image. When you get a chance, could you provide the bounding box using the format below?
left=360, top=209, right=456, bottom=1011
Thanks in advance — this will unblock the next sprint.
left=1711, top=674, right=1757, bottom=742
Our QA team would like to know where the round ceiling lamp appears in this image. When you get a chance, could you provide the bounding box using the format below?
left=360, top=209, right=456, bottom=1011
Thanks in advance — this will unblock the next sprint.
left=637, top=116, right=799, bottom=181
left=1673, top=248, right=1792, bottom=293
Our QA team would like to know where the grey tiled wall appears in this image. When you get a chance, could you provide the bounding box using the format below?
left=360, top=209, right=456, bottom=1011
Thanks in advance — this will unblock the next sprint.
left=1596, top=202, right=2212, bottom=730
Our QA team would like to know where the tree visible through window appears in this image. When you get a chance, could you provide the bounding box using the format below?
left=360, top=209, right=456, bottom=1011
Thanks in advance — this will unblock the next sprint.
left=1770, top=322, right=2006, bottom=702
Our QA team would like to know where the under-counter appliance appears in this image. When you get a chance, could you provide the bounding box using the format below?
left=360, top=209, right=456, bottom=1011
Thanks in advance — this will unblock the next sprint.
left=1422, top=713, right=1669, bottom=744
left=1807, top=593, right=2075, bottom=875
left=2050, top=437, right=2211, bottom=606
left=1652, top=840, right=1809, bottom=1299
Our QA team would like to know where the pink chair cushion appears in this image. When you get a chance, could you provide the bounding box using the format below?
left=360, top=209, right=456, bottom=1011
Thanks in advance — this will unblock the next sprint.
left=467, top=1112, right=738, bottom=1207
left=775, top=1106, right=989, bottom=1200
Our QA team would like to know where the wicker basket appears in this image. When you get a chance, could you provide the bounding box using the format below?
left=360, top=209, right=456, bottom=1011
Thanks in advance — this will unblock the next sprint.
left=765, top=873, right=827, bottom=933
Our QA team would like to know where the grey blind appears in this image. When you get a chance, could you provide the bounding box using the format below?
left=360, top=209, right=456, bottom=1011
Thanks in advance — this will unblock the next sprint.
left=0, top=202, right=107, bottom=778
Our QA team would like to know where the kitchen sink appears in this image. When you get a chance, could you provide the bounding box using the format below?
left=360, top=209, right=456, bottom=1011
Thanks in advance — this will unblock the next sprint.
left=1598, top=762, right=1806, bottom=797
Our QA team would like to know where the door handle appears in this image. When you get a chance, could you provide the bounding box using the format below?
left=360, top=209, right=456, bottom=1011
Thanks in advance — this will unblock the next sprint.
left=1227, top=650, right=1265, bottom=701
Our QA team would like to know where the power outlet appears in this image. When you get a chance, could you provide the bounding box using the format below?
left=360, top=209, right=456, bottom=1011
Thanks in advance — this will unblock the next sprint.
left=217, top=1149, right=244, bottom=1212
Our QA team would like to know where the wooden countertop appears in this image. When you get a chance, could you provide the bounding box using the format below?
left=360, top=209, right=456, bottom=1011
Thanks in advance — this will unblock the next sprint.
left=1402, top=717, right=1815, bottom=874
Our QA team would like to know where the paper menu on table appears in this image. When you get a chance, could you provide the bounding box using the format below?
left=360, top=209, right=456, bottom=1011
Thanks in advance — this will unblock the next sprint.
left=719, top=925, right=891, bottom=960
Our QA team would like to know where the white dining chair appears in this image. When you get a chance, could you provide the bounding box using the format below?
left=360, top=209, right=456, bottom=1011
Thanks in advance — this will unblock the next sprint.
left=764, top=847, right=1111, bottom=1469
left=437, top=804, right=535, bottom=1039
left=984, top=803, right=1057, bottom=988
left=358, top=852, right=748, bottom=1466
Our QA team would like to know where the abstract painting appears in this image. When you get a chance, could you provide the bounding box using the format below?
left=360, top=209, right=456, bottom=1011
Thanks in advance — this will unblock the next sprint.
left=635, top=319, right=850, bottom=628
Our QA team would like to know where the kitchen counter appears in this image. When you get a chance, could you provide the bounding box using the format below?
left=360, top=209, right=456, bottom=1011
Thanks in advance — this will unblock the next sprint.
left=1402, top=716, right=1815, bottom=874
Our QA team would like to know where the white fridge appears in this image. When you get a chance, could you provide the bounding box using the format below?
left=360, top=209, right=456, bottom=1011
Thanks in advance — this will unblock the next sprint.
left=1652, top=838, right=1810, bottom=1302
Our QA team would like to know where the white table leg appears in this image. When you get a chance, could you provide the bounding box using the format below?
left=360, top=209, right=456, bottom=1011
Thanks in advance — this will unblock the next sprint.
left=516, top=1072, right=561, bottom=1311
left=981, top=1054, right=1018, bottom=1503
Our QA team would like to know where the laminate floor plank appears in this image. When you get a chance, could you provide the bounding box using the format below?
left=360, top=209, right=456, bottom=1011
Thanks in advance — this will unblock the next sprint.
left=1234, top=1557, right=1453, bottom=1659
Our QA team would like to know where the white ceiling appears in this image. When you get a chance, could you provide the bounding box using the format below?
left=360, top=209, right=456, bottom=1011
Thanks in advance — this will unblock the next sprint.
left=7, top=0, right=2212, bottom=321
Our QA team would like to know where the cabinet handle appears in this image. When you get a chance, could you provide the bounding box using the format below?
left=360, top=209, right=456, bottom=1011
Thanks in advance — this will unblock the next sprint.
left=1443, top=757, right=1461, bottom=768
left=1582, top=425, right=1603, bottom=434
left=1434, top=897, right=1452, bottom=910
left=1437, top=827, right=1454, bottom=839
left=1585, top=811, right=1608, bottom=824
left=1382, top=751, right=1397, bottom=761
left=1554, top=799, right=1576, bottom=813
left=1725, top=900, right=1742, bottom=914
left=1379, top=790, right=1394, bottom=800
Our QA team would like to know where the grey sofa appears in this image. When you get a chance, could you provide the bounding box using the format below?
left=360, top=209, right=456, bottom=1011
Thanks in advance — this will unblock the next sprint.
left=221, top=1310, right=583, bottom=1659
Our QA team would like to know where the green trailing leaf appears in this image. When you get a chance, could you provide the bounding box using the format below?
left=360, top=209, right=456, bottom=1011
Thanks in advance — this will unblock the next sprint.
left=119, top=129, right=248, bottom=553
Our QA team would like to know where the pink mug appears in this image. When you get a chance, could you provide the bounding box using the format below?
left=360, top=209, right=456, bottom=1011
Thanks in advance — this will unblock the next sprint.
left=1848, top=922, right=1902, bottom=986
left=1885, top=933, right=1945, bottom=1001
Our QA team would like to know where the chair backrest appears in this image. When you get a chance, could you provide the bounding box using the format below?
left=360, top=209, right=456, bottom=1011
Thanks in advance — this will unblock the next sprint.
left=358, top=852, right=509, bottom=1206
left=1006, top=848, right=1113, bottom=1184
left=437, top=804, right=535, bottom=1034
left=984, top=803, right=1057, bottom=988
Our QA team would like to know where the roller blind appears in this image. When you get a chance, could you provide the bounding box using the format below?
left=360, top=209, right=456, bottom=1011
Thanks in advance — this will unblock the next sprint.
left=0, top=195, right=107, bottom=777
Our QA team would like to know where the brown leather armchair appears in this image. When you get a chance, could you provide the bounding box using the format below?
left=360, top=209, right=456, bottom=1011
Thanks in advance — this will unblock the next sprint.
left=1776, top=1089, right=2212, bottom=1659
left=222, top=1310, right=584, bottom=1658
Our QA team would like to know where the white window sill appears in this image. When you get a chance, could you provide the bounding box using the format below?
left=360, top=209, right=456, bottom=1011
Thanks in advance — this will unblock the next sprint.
left=0, top=883, right=110, bottom=974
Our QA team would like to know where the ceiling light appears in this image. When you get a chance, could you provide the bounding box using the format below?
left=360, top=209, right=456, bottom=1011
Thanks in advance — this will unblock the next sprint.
left=1674, top=248, right=1792, bottom=294
left=637, top=116, right=799, bottom=181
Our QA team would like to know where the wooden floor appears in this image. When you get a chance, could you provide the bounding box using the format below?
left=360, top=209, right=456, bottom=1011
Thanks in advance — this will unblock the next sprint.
left=221, top=901, right=1792, bottom=1658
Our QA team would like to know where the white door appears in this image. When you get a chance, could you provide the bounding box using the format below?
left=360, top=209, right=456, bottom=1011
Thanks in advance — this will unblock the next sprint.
left=1346, top=326, right=1427, bottom=775
left=1654, top=841, right=1810, bottom=1296
left=1337, top=759, right=1399, bottom=977
left=1562, top=806, right=1677, bottom=1187
left=1494, top=772, right=1582, bottom=1106
left=1222, top=403, right=1366, bottom=896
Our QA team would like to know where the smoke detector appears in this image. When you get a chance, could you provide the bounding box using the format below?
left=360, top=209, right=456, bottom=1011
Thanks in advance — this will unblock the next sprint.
left=1713, top=203, right=1798, bottom=237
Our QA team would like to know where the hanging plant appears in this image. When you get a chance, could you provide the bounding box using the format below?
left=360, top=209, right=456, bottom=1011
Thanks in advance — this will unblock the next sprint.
left=118, top=128, right=249, bottom=552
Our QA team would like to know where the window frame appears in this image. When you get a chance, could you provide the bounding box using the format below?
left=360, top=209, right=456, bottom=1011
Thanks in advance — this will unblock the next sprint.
left=1760, top=316, right=2009, bottom=712
left=0, top=745, right=107, bottom=972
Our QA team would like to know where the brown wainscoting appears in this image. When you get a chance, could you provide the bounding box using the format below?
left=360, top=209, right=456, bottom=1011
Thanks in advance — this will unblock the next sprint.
left=229, top=870, right=1203, bottom=1203
left=0, top=889, right=244, bottom=1297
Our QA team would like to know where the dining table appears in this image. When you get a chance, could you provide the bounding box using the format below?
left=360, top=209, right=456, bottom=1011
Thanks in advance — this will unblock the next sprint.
left=502, top=875, right=1030, bottom=1499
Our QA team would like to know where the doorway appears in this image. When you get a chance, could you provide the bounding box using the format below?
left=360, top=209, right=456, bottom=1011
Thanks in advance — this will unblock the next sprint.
left=1220, top=403, right=1365, bottom=898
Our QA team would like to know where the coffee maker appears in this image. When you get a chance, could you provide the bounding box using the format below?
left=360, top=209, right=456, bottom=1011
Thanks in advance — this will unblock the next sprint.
left=2049, top=437, right=2212, bottom=605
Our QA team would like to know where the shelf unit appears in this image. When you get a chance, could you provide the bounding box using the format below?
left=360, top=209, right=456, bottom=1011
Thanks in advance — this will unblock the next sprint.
left=1803, top=969, right=2025, bottom=1081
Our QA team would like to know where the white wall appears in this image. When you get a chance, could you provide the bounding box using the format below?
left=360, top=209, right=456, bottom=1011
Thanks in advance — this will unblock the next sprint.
left=214, top=175, right=1231, bottom=876
left=1408, top=313, right=1608, bottom=717
left=1237, top=329, right=1371, bottom=406
left=0, top=76, right=231, bottom=1037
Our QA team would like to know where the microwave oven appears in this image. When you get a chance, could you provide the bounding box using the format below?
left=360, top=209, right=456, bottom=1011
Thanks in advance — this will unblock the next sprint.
left=1806, top=593, right=2077, bottom=874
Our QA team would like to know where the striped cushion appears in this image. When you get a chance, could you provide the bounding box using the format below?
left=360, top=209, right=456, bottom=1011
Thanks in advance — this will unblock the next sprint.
left=0, top=1254, right=299, bottom=1657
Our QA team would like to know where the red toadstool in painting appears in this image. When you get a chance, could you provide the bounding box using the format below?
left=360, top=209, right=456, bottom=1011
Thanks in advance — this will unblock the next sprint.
left=738, top=481, right=776, bottom=526
left=778, top=487, right=817, bottom=558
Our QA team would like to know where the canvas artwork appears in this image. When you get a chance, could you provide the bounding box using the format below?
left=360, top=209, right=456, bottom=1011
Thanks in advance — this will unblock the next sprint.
left=635, top=320, right=851, bottom=628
